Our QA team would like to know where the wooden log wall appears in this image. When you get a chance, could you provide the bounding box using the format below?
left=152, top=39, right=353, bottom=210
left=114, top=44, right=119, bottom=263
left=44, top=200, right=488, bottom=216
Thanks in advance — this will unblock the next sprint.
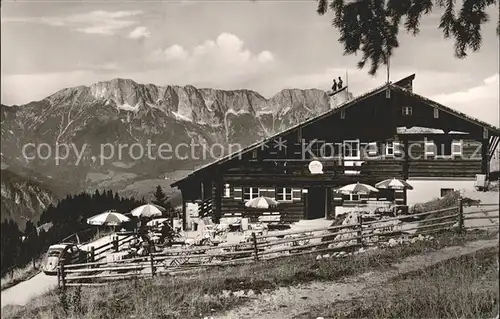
left=220, top=198, right=305, bottom=223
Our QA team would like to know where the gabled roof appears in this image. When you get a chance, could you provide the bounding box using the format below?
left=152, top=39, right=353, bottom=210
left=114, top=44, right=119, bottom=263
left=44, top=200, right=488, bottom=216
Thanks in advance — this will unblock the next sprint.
left=171, top=82, right=391, bottom=187
left=391, top=85, right=500, bottom=135
left=171, top=75, right=500, bottom=188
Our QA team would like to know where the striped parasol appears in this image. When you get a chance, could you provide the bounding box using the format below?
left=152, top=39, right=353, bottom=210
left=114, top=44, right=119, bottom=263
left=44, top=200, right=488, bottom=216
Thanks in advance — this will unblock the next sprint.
left=375, top=178, right=414, bottom=190
left=337, top=182, right=379, bottom=195
left=245, top=196, right=279, bottom=209
left=87, top=210, right=130, bottom=226
left=131, top=204, right=165, bottom=218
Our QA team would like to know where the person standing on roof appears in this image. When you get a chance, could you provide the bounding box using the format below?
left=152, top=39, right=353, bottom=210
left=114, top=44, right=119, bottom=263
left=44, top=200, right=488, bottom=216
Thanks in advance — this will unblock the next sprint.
left=338, top=76, right=343, bottom=89
left=331, top=79, right=338, bottom=92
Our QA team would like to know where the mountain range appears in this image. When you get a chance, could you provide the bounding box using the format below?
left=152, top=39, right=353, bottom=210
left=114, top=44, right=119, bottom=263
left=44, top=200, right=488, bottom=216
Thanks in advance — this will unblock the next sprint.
left=1, top=78, right=351, bottom=226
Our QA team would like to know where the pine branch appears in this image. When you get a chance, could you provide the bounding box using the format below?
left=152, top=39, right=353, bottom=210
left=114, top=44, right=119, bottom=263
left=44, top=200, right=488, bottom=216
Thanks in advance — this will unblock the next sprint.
left=317, top=0, right=329, bottom=15
left=319, top=0, right=497, bottom=75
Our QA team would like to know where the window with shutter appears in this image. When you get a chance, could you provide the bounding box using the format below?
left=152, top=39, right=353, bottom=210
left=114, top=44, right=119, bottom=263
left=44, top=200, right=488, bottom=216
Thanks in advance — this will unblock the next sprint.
left=223, top=184, right=231, bottom=198
left=292, top=188, right=302, bottom=201
left=425, top=139, right=435, bottom=157
left=233, top=187, right=242, bottom=200
left=366, top=142, right=378, bottom=157
left=393, top=141, right=403, bottom=156
left=451, top=140, right=463, bottom=157
left=386, top=142, right=394, bottom=156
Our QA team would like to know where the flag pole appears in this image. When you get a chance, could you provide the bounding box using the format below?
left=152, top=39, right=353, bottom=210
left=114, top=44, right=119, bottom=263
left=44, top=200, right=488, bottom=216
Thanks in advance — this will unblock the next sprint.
left=345, top=70, right=349, bottom=100
left=387, top=56, right=390, bottom=84
left=385, top=50, right=391, bottom=99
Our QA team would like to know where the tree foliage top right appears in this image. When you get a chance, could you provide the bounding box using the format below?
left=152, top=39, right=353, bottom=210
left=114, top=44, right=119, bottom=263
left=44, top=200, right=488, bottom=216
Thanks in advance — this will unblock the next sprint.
left=317, top=0, right=499, bottom=75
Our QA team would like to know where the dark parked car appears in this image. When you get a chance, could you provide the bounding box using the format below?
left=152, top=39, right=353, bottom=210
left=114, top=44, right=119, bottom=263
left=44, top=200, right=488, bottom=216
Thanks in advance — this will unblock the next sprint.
left=42, top=243, right=88, bottom=275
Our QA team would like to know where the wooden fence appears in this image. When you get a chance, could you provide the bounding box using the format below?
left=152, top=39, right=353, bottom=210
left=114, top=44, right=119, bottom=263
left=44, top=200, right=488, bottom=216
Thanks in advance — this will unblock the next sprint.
left=57, top=200, right=499, bottom=288
left=86, top=234, right=135, bottom=262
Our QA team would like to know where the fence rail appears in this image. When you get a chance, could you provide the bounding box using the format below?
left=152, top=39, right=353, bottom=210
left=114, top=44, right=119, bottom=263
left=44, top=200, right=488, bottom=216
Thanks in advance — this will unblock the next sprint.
left=57, top=199, right=499, bottom=288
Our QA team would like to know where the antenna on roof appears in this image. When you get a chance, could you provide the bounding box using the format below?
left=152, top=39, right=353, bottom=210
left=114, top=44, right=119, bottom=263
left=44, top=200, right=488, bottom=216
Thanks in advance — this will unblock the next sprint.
left=385, top=50, right=391, bottom=99
left=386, top=55, right=390, bottom=84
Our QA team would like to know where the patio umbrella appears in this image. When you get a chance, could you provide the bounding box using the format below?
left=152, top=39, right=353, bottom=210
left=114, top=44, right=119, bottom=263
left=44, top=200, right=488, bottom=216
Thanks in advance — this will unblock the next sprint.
left=337, top=182, right=379, bottom=194
left=131, top=204, right=165, bottom=218
left=245, top=196, right=279, bottom=209
left=375, top=178, right=414, bottom=190
left=87, top=210, right=130, bottom=226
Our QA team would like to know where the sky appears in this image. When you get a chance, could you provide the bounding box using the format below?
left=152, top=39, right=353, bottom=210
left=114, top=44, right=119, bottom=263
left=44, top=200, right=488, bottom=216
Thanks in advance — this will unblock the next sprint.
left=1, top=0, right=499, bottom=126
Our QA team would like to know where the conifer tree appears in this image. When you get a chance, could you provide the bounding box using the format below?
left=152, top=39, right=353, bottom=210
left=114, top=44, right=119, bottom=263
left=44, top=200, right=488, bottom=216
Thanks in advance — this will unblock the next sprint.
left=316, top=0, right=498, bottom=75
left=152, top=185, right=168, bottom=208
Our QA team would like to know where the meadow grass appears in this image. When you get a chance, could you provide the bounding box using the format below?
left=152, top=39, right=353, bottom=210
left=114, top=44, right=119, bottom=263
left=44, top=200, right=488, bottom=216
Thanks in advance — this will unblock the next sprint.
left=305, top=245, right=499, bottom=319
left=3, top=229, right=497, bottom=319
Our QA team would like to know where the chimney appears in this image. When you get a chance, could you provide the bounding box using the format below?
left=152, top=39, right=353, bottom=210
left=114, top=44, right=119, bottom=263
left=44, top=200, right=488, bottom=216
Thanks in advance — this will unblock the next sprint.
left=394, top=74, right=415, bottom=92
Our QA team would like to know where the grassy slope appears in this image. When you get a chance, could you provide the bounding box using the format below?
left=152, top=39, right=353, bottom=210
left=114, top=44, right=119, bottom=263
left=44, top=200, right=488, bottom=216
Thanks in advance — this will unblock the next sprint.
left=305, top=246, right=499, bottom=319
left=3, top=230, right=497, bottom=319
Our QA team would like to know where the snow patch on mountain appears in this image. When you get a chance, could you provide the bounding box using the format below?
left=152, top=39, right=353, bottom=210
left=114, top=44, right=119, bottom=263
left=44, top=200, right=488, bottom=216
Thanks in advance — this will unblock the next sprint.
left=117, top=103, right=140, bottom=112
left=172, top=111, right=193, bottom=122
left=226, top=108, right=250, bottom=116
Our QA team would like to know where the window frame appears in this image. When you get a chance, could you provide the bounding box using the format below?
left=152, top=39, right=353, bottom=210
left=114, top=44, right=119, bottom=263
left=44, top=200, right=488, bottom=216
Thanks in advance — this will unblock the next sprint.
left=366, top=142, right=378, bottom=156
left=402, top=106, right=413, bottom=116
left=386, top=142, right=395, bottom=156
left=451, top=140, right=463, bottom=157
left=243, top=187, right=260, bottom=201
left=424, top=139, right=435, bottom=157
left=440, top=188, right=454, bottom=197
left=276, top=187, right=293, bottom=201
left=223, top=184, right=231, bottom=198
left=433, top=107, right=439, bottom=119
left=343, top=139, right=361, bottom=160
left=311, top=140, right=325, bottom=158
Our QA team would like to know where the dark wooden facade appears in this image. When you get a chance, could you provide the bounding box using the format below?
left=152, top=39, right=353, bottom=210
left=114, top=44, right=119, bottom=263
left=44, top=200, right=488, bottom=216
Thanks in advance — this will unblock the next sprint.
left=172, top=75, right=500, bottom=228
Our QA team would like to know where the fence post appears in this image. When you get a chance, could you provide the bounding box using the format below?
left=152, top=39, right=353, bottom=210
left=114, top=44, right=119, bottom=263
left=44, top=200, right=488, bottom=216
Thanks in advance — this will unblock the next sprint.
left=113, top=236, right=119, bottom=252
left=252, top=232, right=259, bottom=262
left=90, top=246, right=95, bottom=262
left=32, top=256, right=36, bottom=270
left=150, top=254, right=155, bottom=277
left=60, top=262, right=66, bottom=289
left=458, top=197, right=464, bottom=233
left=357, top=215, right=363, bottom=246
left=57, top=264, right=61, bottom=288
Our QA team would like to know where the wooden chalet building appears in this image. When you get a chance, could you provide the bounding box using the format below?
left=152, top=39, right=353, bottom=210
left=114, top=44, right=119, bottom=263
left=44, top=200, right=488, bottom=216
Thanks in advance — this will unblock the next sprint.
left=171, top=74, right=500, bottom=228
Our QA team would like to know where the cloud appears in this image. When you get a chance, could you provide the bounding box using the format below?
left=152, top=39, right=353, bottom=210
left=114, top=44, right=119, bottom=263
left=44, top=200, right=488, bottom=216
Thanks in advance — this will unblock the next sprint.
left=151, top=33, right=273, bottom=65
left=4, top=10, right=143, bottom=35
left=147, top=33, right=275, bottom=87
left=257, top=51, right=274, bottom=63
left=163, top=45, right=189, bottom=61
left=128, top=26, right=151, bottom=40
left=430, top=73, right=499, bottom=126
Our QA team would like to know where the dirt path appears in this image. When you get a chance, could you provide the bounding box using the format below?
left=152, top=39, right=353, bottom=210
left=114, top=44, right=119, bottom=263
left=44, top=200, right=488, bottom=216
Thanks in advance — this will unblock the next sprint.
left=1, top=235, right=115, bottom=309
left=219, top=237, right=499, bottom=319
